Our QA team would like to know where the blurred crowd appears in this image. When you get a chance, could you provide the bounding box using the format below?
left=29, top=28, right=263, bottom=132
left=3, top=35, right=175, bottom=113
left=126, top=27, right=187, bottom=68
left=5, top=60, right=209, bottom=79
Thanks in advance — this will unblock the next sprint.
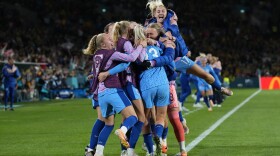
left=0, top=0, right=279, bottom=100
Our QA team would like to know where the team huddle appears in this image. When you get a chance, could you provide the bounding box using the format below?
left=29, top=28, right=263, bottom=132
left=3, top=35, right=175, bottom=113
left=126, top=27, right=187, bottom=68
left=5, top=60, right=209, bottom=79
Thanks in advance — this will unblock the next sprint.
left=83, top=0, right=233, bottom=156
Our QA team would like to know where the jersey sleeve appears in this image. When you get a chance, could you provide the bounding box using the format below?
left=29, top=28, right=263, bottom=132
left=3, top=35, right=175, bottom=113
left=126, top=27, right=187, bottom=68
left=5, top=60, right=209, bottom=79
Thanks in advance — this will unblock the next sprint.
left=110, top=45, right=143, bottom=62
left=108, top=63, right=130, bottom=75
left=153, top=47, right=175, bottom=67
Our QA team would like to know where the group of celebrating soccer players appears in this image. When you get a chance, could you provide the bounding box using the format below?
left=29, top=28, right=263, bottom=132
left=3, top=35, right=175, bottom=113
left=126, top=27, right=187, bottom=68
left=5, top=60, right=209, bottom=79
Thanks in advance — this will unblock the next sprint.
left=83, top=1, right=233, bottom=156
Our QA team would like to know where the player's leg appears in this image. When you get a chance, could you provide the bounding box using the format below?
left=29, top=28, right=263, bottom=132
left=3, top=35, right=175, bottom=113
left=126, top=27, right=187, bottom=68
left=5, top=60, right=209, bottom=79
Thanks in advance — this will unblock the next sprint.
left=153, top=84, right=169, bottom=156
left=125, top=83, right=146, bottom=155
left=112, top=89, right=138, bottom=149
left=94, top=115, right=115, bottom=156
left=176, top=56, right=232, bottom=96
left=161, top=118, right=169, bottom=155
left=141, top=88, right=157, bottom=155
left=94, top=95, right=116, bottom=156
left=86, top=104, right=105, bottom=155
left=167, top=82, right=187, bottom=155
left=4, top=85, right=10, bottom=111
left=187, top=64, right=214, bottom=84
left=179, top=73, right=191, bottom=111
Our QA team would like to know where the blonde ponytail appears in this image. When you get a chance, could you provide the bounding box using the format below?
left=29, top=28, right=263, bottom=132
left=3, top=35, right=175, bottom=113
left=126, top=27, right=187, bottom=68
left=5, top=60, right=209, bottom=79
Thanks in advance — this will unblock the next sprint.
left=83, top=34, right=104, bottom=55
left=112, top=21, right=131, bottom=44
left=112, top=22, right=121, bottom=45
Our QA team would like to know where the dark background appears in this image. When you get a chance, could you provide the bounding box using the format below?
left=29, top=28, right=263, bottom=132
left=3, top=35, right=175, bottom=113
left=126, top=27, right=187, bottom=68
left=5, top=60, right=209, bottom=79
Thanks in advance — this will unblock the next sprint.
left=1, top=0, right=279, bottom=78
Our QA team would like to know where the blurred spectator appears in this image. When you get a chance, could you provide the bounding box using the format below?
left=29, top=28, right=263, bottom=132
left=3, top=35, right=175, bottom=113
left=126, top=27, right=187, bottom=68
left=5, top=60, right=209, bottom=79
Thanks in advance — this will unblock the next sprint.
left=0, top=0, right=279, bottom=102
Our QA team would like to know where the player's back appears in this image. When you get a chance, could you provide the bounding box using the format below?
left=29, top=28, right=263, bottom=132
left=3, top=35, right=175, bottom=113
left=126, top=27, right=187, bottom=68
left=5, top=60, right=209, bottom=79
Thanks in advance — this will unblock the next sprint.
left=139, top=46, right=168, bottom=91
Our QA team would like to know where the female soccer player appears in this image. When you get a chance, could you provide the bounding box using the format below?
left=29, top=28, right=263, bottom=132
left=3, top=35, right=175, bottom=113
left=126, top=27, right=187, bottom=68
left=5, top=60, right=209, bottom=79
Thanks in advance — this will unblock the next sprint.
left=145, top=0, right=233, bottom=97
left=83, top=32, right=146, bottom=156
left=111, top=21, right=147, bottom=156
left=197, top=56, right=216, bottom=111
left=84, top=23, right=116, bottom=156
left=144, top=23, right=187, bottom=156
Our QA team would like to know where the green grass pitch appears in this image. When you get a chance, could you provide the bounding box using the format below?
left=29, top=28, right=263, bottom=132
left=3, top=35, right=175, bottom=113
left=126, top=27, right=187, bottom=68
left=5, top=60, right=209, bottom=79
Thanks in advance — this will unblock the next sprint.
left=1, top=89, right=280, bottom=156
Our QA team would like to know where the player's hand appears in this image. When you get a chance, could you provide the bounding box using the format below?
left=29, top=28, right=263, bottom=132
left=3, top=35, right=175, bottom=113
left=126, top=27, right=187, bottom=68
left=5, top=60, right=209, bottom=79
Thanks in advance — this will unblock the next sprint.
left=187, top=51, right=191, bottom=57
left=139, top=60, right=151, bottom=69
left=165, top=31, right=176, bottom=42
left=163, top=40, right=176, bottom=49
left=170, top=13, right=178, bottom=25
left=159, top=36, right=168, bottom=43
left=147, top=38, right=156, bottom=45
left=140, top=40, right=147, bottom=47
left=98, top=71, right=110, bottom=82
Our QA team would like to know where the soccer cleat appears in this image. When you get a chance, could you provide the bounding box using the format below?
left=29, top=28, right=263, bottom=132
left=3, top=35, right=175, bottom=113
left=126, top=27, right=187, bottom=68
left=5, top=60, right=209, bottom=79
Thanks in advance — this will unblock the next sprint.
left=85, top=151, right=95, bottom=156
left=221, top=87, right=233, bottom=96
left=127, top=149, right=138, bottom=156
left=85, top=144, right=90, bottom=152
left=145, top=152, right=155, bottom=156
left=161, top=145, right=168, bottom=154
left=181, top=118, right=190, bottom=134
left=217, top=104, right=222, bottom=108
left=180, top=151, right=188, bottom=156
left=208, top=107, right=213, bottom=112
left=115, top=129, right=130, bottom=148
left=153, top=136, right=162, bottom=156
left=9, top=108, right=14, bottom=111
left=191, top=94, right=196, bottom=100
left=120, top=150, right=127, bottom=156
left=193, top=103, right=203, bottom=108
left=93, top=153, right=103, bottom=156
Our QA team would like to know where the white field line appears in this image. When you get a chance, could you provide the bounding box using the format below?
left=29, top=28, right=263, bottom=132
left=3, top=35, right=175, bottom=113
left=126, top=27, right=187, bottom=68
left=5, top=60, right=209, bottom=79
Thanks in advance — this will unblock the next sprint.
left=175, top=89, right=261, bottom=155
left=183, top=107, right=204, bottom=116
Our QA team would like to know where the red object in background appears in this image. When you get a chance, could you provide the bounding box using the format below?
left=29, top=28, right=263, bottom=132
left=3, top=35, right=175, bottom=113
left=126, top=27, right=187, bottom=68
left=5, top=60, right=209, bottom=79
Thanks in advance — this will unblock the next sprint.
left=261, top=77, right=280, bottom=90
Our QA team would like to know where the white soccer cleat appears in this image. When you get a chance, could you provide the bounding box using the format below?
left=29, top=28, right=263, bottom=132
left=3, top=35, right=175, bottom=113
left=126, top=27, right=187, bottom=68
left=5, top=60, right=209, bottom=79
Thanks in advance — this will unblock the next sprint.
left=191, top=94, right=196, bottom=100
left=94, top=153, right=104, bottom=156
left=193, top=103, right=203, bottom=108
left=146, top=152, right=155, bottom=156
left=120, top=150, right=127, bottom=156
left=127, top=148, right=138, bottom=156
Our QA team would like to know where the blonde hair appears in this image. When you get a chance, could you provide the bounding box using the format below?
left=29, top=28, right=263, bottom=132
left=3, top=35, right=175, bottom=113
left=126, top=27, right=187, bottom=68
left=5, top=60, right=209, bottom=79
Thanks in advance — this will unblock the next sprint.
left=83, top=33, right=104, bottom=55
left=146, top=0, right=165, bottom=17
left=112, top=21, right=130, bottom=44
left=133, top=24, right=146, bottom=46
left=146, top=23, right=165, bottom=37
left=199, top=52, right=206, bottom=57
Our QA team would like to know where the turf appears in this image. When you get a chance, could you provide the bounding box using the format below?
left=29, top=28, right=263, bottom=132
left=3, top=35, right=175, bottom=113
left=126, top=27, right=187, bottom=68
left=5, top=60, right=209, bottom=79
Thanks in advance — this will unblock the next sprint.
left=0, top=89, right=279, bottom=156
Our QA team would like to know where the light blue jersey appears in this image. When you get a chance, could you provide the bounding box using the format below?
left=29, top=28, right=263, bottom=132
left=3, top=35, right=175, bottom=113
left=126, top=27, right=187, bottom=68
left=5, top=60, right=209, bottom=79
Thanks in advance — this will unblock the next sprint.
left=197, top=64, right=214, bottom=91
left=199, top=64, right=214, bottom=84
left=139, top=46, right=169, bottom=108
left=139, top=46, right=169, bottom=91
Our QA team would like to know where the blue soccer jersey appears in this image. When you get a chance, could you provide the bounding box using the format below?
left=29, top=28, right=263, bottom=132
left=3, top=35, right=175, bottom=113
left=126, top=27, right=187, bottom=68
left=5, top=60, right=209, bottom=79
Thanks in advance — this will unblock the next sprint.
left=139, top=46, right=169, bottom=92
